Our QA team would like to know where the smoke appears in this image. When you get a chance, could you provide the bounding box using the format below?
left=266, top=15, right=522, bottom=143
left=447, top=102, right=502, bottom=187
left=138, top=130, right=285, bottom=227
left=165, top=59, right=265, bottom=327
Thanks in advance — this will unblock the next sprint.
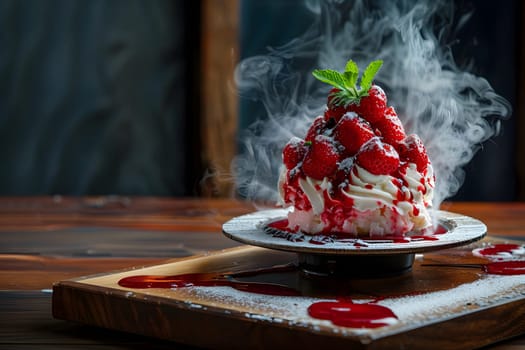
left=233, top=0, right=511, bottom=208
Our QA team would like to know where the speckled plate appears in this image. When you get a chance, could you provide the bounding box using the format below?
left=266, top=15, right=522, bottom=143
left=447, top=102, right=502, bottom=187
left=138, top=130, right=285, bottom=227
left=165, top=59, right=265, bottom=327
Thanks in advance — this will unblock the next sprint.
left=222, top=209, right=486, bottom=256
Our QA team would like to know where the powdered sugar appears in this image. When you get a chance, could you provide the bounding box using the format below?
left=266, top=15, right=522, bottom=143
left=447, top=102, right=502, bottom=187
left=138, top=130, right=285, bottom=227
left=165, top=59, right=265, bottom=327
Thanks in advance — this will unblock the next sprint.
left=174, top=273, right=524, bottom=337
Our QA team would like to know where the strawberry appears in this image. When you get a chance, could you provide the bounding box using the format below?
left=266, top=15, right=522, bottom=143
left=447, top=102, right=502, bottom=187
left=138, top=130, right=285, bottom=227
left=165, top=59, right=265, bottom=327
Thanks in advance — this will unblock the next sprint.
left=305, top=116, right=328, bottom=142
left=325, top=105, right=348, bottom=122
left=374, top=106, right=406, bottom=146
left=324, top=88, right=348, bottom=122
left=334, top=112, right=374, bottom=156
left=313, top=60, right=385, bottom=124
left=356, top=138, right=400, bottom=175
left=282, top=137, right=307, bottom=169
left=302, top=135, right=340, bottom=180
left=354, top=85, right=387, bottom=124
left=398, top=134, right=429, bottom=172
left=326, top=88, right=339, bottom=107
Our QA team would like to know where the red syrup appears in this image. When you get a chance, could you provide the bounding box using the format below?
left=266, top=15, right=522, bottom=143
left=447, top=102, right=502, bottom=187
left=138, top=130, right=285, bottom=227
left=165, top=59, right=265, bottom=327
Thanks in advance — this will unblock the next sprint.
left=118, top=262, right=405, bottom=329
left=118, top=266, right=301, bottom=296
left=307, top=299, right=397, bottom=328
left=483, top=261, right=525, bottom=275
left=425, top=244, right=525, bottom=275
left=475, top=244, right=523, bottom=257
left=473, top=244, right=525, bottom=275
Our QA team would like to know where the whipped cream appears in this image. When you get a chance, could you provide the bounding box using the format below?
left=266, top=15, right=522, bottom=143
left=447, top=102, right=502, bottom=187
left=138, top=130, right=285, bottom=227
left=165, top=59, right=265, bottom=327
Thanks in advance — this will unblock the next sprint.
left=279, top=162, right=435, bottom=236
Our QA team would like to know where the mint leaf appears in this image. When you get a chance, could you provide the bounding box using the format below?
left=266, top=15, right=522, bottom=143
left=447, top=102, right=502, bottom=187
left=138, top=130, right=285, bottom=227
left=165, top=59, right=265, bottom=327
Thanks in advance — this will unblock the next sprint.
left=345, top=60, right=359, bottom=75
left=313, top=59, right=383, bottom=107
left=343, top=59, right=359, bottom=88
left=312, top=69, right=347, bottom=90
left=359, top=60, right=383, bottom=92
left=343, top=71, right=358, bottom=88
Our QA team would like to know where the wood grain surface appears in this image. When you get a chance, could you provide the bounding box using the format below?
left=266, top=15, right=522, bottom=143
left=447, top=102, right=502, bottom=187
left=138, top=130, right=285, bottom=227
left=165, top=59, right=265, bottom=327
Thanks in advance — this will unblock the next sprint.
left=0, top=197, right=524, bottom=349
left=53, top=242, right=524, bottom=350
left=200, top=0, right=240, bottom=197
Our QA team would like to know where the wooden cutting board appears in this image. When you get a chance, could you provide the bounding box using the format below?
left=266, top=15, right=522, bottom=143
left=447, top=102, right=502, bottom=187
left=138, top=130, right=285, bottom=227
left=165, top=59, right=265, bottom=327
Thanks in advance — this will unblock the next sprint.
left=52, top=237, right=525, bottom=350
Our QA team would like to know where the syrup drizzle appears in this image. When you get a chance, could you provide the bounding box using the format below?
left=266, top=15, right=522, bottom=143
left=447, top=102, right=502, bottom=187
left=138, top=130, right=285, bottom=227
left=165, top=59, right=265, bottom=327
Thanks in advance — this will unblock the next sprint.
left=473, top=244, right=524, bottom=258
left=118, top=264, right=300, bottom=296
left=483, top=261, right=525, bottom=275
left=117, top=243, right=524, bottom=330
left=476, top=244, right=525, bottom=275
left=118, top=264, right=399, bottom=329
left=424, top=244, right=525, bottom=276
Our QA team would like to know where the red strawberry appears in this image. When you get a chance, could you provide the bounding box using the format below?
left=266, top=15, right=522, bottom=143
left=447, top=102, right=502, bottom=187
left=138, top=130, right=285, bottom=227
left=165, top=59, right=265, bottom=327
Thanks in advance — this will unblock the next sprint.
left=326, top=88, right=339, bottom=107
left=305, top=116, right=328, bottom=142
left=302, top=135, right=339, bottom=180
left=375, top=107, right=406, bottom=146
left=282, top=137, right=307, bottom=169
left=356, top=138, right=400, bottom=175
left=324, top=88, right=348, bottom=122
left=334, top=113, right=374, bottom=156
left=398, top=134, right=429, bottom=172
left=354, top=85, right=387, bottom=124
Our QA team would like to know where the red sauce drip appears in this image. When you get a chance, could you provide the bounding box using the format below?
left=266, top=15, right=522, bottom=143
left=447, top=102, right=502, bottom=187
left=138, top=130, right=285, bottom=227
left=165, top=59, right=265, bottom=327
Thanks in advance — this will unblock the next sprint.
left=118, top=272, right=300, bottom=296
left=476, top=244, right=522, bottom=256
left=308, top=300, right=397, bottom=328
left=483, top=261, right=525, bottom=275
left=433, top=225, right=447, bottom=235
left=268, top=219, right=290, bottom=232
left=353, top=241, right=368, bottom=248
left=283, top=172, right=312, bottom=211
left=364, top=184, right=373, bottom=190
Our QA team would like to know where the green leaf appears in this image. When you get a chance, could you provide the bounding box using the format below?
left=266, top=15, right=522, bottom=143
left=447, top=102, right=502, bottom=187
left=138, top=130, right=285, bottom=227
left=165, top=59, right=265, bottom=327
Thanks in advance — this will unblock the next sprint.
left=313, top=59, right=384, bottom=107
left=343, top=71, right=358, bottom=89
left=343, top=59, right=359, bottom=88
left=312, top=69, right=347, bottom=90
left=359, top=60, right=383, bottom=93
left=344, top=60, right=359, bottom=75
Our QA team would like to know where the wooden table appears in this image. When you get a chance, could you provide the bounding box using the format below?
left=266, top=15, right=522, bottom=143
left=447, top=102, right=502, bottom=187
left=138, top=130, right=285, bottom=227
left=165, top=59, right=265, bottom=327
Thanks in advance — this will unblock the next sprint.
left=0, top=197, right=523, bottom=349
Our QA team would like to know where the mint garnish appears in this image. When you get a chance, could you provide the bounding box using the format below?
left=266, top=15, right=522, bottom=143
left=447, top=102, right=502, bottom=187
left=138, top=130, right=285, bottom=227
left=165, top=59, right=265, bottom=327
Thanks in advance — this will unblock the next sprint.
left=312, top=59, right=383, bottom=107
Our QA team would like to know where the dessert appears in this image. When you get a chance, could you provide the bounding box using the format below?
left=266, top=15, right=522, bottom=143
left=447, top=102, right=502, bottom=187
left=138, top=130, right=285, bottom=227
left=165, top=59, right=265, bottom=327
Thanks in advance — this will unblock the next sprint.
left=278, top=59, right=435, bottom=237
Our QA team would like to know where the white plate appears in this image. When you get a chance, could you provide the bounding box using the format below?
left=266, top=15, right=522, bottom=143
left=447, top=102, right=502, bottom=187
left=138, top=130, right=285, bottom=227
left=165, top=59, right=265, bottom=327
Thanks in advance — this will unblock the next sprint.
left=222, top=209, right=486, bottom=256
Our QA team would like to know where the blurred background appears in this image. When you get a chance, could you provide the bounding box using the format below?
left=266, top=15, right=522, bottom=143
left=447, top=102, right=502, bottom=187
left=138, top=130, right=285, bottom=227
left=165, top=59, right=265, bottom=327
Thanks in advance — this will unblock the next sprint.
left=0, top=0, right=523, bottom=201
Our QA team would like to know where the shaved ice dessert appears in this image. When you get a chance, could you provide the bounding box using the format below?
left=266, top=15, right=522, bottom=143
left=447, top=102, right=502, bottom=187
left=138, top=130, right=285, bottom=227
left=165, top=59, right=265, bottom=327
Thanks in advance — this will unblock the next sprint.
left=278, top=59, right=435, bottom=237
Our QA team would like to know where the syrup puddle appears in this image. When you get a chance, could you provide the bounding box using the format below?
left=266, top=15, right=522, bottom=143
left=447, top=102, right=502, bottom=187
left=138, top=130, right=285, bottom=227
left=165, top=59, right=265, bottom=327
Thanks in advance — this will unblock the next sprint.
left=308, top=299, right=398, bottom=328
left=118, top=263, right=404, bottom=328
left=117, top=243, right=525, bottom=329
left=118, top=263, right=300, bottom=296
left=423, top=244, right=525, bottom=275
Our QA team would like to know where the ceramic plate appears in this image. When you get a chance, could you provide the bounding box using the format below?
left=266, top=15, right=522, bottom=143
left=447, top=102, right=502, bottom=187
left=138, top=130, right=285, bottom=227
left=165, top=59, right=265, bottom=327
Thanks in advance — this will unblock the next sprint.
left=222, top=209, right=486, bottom=255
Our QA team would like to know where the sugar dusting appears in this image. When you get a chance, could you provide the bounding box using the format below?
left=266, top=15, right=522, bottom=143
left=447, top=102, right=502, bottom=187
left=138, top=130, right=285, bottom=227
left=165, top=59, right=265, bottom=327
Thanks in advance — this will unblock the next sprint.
left=179, top=273, right=524, bottom=336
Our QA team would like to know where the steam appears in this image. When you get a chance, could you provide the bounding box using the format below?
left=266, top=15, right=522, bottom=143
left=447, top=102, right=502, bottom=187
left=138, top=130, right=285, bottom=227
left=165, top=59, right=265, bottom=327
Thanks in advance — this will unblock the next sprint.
left=233, top=0, right=511, bottom=207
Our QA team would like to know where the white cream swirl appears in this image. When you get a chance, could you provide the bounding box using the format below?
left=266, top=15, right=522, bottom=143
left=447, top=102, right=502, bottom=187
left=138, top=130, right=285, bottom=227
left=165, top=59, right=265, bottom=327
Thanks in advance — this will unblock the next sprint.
left=279, top=162, right=435, bottom=236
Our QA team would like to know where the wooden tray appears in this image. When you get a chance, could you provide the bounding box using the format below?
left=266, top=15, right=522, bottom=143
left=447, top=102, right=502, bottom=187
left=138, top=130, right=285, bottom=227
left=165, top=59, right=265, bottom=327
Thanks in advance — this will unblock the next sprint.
left=52, top=237, right=525, bottom=350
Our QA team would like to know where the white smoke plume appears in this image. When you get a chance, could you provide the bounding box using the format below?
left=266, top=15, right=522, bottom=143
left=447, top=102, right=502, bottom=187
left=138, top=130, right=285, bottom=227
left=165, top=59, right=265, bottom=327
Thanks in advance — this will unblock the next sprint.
left=233, top=0, right=511, bottom=208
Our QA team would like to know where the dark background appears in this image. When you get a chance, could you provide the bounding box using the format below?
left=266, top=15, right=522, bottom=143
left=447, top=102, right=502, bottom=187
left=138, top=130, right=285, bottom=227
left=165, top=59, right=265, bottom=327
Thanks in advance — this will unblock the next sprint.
left=0, top=0, right=522, bottom=200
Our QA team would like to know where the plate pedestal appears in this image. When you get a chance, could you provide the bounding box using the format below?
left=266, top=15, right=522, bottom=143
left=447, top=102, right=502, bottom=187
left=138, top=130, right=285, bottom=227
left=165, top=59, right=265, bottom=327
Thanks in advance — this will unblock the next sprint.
left=298, top=252, right=415, bottom=277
